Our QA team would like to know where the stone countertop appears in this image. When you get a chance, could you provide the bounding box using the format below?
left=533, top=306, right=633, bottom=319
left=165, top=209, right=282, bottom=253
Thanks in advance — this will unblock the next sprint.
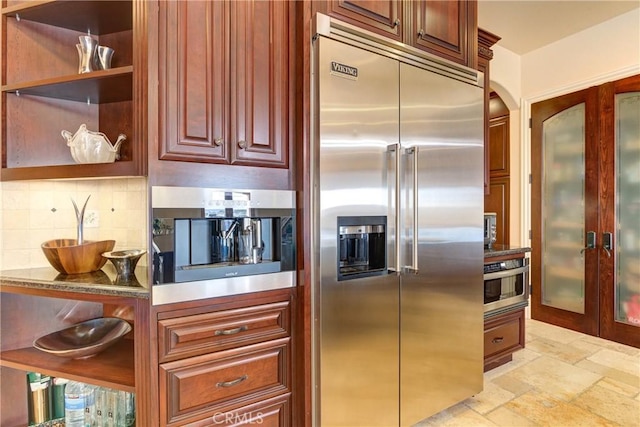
left=484, top=244, right=531, bottom=259
left=0, top=264, right=150, bottom=299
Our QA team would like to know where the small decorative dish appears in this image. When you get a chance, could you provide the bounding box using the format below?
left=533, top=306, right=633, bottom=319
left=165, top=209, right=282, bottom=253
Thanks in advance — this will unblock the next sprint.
left=102, top=249, right=146, bottom=285
left=33, top=318, right=131, bottom=359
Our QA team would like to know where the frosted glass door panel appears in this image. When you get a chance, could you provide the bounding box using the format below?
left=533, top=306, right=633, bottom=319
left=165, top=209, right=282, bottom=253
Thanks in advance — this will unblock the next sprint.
left=542, top=104, right=586, bottom=314
left=616, top=92, right=640, bottom=326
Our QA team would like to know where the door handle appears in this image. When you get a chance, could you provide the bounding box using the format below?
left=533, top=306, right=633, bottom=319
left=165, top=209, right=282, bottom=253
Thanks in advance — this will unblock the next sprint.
left=387, top=144, right=400, bottom=275
left=602, top=232, right=613, bottom=258
left=580, top=231, right=596, bottom=254
left=404, top=147, right=419, bottom=274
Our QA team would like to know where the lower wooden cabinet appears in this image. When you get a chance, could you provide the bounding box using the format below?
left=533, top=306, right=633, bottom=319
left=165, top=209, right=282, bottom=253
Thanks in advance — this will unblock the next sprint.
left=156, top=290, right=293, bottom=426
left=184, top=393, right=291, bottom=427
left=160, top=338, right=290, bottom=425
left=483, top=308, right=524, bottom=372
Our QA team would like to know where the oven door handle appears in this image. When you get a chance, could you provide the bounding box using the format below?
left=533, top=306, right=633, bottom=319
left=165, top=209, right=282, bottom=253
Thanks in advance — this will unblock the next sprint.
left=483, top=265, right=529, bottom=281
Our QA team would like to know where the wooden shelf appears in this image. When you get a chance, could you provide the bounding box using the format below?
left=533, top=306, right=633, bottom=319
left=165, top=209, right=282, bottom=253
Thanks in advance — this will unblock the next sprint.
left=1, top=159, right=141, bottom=181
left=0, top=339, right=135, bottom=392
left=2, top=66, right=133, bottom=104
left=2, top=0, right=132, bottom=35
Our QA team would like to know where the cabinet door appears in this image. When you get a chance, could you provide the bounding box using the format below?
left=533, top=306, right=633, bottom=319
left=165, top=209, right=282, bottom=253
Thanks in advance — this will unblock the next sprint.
left=488, top=116, right=510, bottom=177
left=531, top=87, right=600, bottom=336
left=230, top=0, right=290, bottom=168
left=159, top=0, right=229, bottom=163
left=327, top=0, right=403, bottom=41
left=484, top=176, right=509, bottom=246
left=410, top=0, right=476, bottom=66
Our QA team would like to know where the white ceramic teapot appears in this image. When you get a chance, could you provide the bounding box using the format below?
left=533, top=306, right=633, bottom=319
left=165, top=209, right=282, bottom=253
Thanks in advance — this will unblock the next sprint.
left=61, top=124, right=126, bottom=164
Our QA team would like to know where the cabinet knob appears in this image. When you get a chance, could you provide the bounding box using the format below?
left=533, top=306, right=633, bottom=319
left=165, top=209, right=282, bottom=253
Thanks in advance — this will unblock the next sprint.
left=213, top=137, right=223, bottom=147
left=393, top=19, right=400, bottom=28
left=238, top=140, right=247, bottom=149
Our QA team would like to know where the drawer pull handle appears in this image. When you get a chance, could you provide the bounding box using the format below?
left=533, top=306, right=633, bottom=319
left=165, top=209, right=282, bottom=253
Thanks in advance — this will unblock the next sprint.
left=492, top=337, right=504, bottom=344
left=214, top=325, right=248, bottom=336
left=216, top=375, right=248, bottom=388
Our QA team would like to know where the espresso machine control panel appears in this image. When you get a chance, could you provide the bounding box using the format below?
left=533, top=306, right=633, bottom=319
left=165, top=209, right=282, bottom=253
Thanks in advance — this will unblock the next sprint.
left=152, top=187, right=296, bottom=285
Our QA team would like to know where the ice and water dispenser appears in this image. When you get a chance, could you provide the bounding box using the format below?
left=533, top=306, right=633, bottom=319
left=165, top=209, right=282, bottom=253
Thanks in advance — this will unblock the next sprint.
left=337, top=216, right=387, bottom=281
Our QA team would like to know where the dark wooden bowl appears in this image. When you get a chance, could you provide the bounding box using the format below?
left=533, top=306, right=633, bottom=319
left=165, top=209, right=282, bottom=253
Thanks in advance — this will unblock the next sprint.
left=41, top=239, right=116, bottom=275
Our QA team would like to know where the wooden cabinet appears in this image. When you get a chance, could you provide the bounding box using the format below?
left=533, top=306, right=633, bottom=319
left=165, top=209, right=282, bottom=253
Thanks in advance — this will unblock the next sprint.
left=0, top=276, right=151, bottom=426
left=409, top=0, right=476, bottom=66
left=484, top=176, right=510, bottom=246
left=477, top=29, right=501, bottom=195
left=531, top=74, right=640, bottom=348
left=484, top=309, right=524, bottom=372
left=326, top=0, right=403, bottom=41
left=484, top=92, right=510, bottom=246
left=0, top=0, right=147, bottom=181
left=320, top=0, right=477, bottom=67
left=157, top=290, right=293, bottom=426
left=488, top=108, right=510, bottom=177
left=158, top=0, right=292, bottom=168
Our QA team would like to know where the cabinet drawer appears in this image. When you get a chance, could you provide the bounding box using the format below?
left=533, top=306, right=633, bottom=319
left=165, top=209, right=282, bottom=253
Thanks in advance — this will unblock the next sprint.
left=160, top=338, right=290, bottom=426
left=484, top=309, right=524, bottom=360
left=181, top=393, right=291, bottom=427
left=159, top=300, right=290, bottom=362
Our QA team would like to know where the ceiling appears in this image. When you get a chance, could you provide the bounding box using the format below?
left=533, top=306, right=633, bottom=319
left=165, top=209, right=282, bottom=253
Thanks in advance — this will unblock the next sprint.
left=477, top=0, right=640, bottom=55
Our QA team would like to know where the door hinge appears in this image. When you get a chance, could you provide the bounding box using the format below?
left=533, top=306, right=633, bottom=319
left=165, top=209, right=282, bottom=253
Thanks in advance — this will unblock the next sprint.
left=529, top=118, right=532, bottom=128
left=529, top=174, right=532, bottom=184
left=529, top=230, right=532, bottom=239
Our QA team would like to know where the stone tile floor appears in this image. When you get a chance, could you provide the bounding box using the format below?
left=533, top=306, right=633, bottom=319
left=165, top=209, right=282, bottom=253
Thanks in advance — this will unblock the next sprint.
left=416, top=318, right=640, bottom=426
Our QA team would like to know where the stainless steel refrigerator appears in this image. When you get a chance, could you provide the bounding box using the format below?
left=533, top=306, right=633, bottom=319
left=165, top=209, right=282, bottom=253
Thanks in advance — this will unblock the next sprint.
left=311, top=17, right=485, bottom=427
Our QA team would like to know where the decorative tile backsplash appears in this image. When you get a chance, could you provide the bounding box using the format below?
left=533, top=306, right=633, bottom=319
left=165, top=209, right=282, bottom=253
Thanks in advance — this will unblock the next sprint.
left=0, top=177, right=148, bottom=271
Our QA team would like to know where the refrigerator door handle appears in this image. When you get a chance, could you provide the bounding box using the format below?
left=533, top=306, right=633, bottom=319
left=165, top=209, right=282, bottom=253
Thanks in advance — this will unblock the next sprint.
left=405, top=147, right=419, bottom=274
left=388, top=143, right=401, bottom=274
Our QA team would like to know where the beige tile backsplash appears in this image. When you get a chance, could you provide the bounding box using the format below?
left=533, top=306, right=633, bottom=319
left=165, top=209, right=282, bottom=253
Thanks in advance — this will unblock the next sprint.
left=0, top=177, right=148, bottom=271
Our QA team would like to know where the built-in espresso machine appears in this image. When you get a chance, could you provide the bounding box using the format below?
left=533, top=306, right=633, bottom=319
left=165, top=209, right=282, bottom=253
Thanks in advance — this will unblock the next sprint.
left=151, top=187, right=295, bottom=287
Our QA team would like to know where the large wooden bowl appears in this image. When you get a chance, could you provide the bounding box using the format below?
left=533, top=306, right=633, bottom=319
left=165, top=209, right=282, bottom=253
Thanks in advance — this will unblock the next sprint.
left=41, top=239, right=116, bottom=275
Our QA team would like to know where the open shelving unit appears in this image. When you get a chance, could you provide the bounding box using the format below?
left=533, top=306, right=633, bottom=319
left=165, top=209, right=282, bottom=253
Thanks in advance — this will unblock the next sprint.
left=0, top=0, right=146, bottom=181
left=0, top=274, right=150, bottom=426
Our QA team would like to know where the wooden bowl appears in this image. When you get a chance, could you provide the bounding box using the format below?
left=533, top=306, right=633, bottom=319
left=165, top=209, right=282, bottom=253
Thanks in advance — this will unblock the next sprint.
left=41, top=239, right=116, bottom=275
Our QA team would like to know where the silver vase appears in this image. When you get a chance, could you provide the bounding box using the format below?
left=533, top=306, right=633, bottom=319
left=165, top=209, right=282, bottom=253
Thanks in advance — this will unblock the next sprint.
left=97, top=45, right=114, bottom=70
left=76, top=35, right=98, bottom=73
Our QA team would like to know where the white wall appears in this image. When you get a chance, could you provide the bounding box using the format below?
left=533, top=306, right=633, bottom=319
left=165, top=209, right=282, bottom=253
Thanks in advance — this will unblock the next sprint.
left=522, top=8, right=640, bottom=100
left=487, top=8, right=640, bottom=247
left=1, top=177, right=148, bottom=271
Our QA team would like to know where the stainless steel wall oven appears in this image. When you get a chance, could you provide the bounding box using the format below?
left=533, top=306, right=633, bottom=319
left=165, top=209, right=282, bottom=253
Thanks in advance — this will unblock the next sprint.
left=484, top=257, right=529, bottom=315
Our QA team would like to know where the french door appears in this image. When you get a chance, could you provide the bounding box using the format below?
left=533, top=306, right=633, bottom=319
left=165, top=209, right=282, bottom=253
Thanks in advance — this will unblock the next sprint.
left=531, top=74, right=640, bottom=348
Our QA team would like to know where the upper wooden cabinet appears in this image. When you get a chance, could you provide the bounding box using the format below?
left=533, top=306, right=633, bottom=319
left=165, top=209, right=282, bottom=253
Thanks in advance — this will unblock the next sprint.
left=326, top=0, right=403, bottom=41
left=0, top=0, right=148, bottom=181
left=488, top=92, right=510, bottom=177
left=409, top=0, right=476, bottom=66
left=322, top=0, right=477, bottom=67
left=159, top=0, right=292, bottom=169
